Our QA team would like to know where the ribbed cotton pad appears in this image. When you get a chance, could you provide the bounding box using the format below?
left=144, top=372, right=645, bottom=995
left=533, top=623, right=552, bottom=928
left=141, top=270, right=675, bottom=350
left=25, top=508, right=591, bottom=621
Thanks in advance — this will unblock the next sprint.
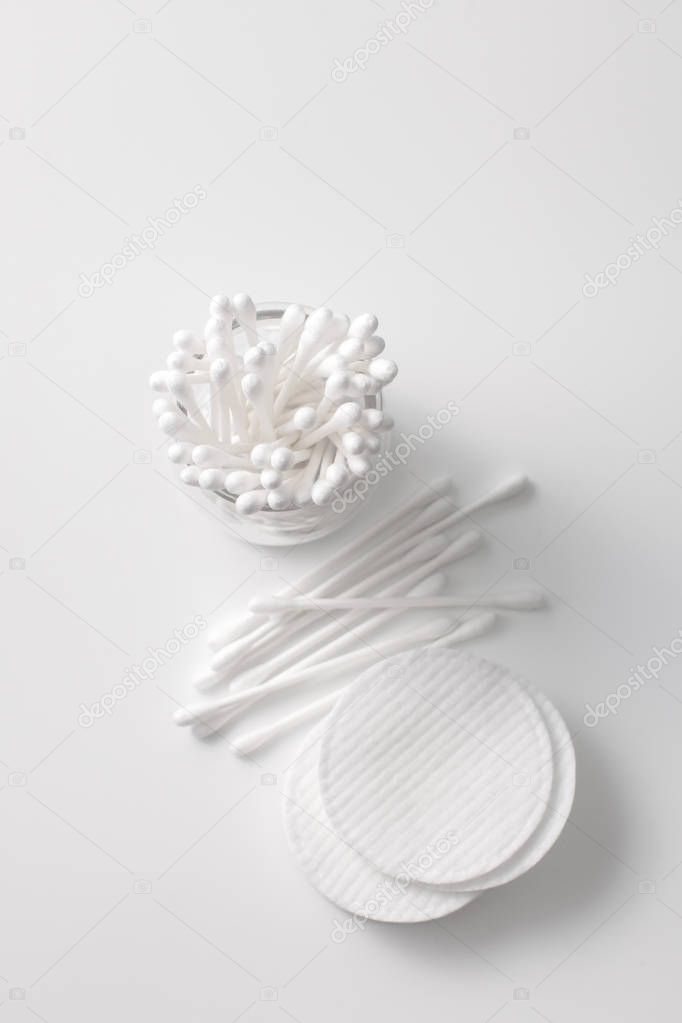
left=318, top=648, right=554, bottom=886
left=283, top=719, right=479, bottom=922
left=440, top=683, right=575, bottom=892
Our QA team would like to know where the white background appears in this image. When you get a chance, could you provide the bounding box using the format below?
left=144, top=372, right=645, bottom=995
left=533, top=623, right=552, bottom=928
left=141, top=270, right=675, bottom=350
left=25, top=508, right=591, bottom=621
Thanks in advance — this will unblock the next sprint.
left=3, top=0, right=682, bottom=1020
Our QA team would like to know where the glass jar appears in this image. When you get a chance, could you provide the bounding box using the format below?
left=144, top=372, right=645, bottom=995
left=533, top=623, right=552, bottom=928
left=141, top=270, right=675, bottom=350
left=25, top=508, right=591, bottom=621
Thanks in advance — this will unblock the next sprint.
left=195, top=302, right=390, bottom=547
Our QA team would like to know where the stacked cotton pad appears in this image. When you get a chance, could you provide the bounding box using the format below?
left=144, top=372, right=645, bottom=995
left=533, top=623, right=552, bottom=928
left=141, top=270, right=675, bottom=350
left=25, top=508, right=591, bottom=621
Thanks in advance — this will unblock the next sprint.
left=283, top=647, right=575, bottom=923
left=149, top=294, right=397, bottom=514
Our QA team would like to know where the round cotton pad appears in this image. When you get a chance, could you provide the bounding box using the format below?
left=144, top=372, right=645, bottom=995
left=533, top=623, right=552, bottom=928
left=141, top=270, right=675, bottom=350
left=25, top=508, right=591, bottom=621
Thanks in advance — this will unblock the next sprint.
left=283, top=719, right=479, bottom=922
left=318, top=648, right=554, bottom=886
left=440, top=683, right=575, bottom=892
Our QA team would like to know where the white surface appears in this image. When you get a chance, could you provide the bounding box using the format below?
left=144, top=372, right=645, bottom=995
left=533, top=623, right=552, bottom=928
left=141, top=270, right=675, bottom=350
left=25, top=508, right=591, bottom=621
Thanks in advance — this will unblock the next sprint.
left=3, top=1, right=682, bottom=1020
left=283, top=717, right=478, bottom=922
left=317, top=649, right=553, bottom=884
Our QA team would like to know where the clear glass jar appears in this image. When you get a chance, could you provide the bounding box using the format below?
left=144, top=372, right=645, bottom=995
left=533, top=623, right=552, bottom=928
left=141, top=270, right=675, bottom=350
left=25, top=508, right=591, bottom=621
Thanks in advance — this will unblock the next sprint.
left=196, top=302, right=390, bottom=547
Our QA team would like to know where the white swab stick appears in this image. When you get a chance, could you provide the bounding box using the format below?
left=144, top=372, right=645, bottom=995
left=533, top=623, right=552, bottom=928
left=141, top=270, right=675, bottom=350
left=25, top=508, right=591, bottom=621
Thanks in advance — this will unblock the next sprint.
left=348, top=313, right=378, bottom=340
left=293, top=442, right=325, bottom=505
left=192, top=445, right=251, bottom=469
left=387, top=476, right=530, bottom=565
left=205, top=531, right=477, bottom=690
left=193, top=572, right=446, bottom=723
left=207, top=506, right=455, bottom=687
left=230, top=610, right=498, bottom=753
left=314, top=372, right=354, bottom=420
left=242, top=344, right=266, bottom=372
left=158, top=411, right=213, bottom=446
left=242, top=372, right=275, bottom=440
left=172, top=329, right=204, bottom=354
left=235, top=571, right=449, bottom=690
left=333, top=473, right=527, bottom=582
left=274, top=308, right=334, bottom=416
left=363, top=334, right=385, bottom=358
left=217, top=535, right=474, bottom=685
left=309, top=351, right=347, bottom=379
left=269, top=498, right=457, bottom=617
left=326, top=446, right=350, bottom=488
left=167, top=351, right=204, bottom=373
left=225, top=470, right=261, bottom=495
left=275, top=304, right=307, bottom=371
left=170, top=369, right=212, bottom=386
left=319, top=439, right=334, bottom=478
left=250, top=589, right=545, bottom=614
left=233, top=293, right=258, bottom=346
left=167, top=441, right=194, bottom=464
left=271, top=446, right=309, bottom=470
left=298, top=402, right=362, bottom=448
left=198, top=620, right=274, bottom=685
left=447, top=473, right=529, bottom=520
left=209, top=386, right=222, bottom=438
left=278, top=386, right=325, bottom=410
left=205, top=475, right=454, bottom=650
left=257, top=340, right=277, bottom=408
left=432, top=609, right=498, bottom=647
left=207, top=536, right=454, bottom=678
left=166, top=371, right=211, bottom=432
left=208, top=296, right=240, bottom=377
left=209, top=358, right=249, bottom=441
left=232, top=690, right=344, bottom=753
left=213, top=573, right=456, bottom=706
left=198, top=567, right=447, bottom=695
left=176, top=616, right=450, bottom=725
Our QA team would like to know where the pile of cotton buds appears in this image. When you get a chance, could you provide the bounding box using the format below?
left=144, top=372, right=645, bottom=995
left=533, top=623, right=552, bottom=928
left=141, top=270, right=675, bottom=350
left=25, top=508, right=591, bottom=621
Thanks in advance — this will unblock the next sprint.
left=149, top=294, right=397, bottom=514
left=172, top=473, right=544, bottom=752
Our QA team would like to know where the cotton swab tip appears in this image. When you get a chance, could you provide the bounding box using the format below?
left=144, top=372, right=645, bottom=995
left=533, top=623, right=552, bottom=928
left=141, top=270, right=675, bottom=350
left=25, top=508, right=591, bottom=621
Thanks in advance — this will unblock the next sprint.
left=235, top=490, right=268, bottom=515
left=293, top=406, right=317, bottom=431
left=241, top=372, right=262, bottom=400
left=369, top=358, right=398, bottom=384
left=250, top=443, right=272, bottom=468
left=149, top=371, right=168, bottom=393
left=496, top=588, right=545, bottom=610
left=199, top=469, right=225, bottom=491
left=332, top=402, right=362, bottom=429
left=311, top=479, right=335, bottom=506
left=172, top=329, right=201, bottom=353
left=326, top=464, right=349, bottom=488
left=260, top=467, right=282, bottom=490
left=270, top=447, right=295, bottom=471
left=209, top=294, right=233, bottom=317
